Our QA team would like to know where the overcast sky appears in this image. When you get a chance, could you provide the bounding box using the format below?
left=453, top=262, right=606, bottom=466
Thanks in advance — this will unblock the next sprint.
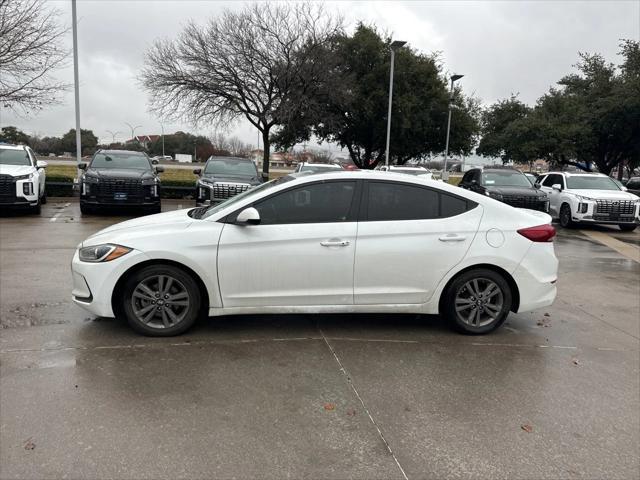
left=1, top=0, right=638, bottom=151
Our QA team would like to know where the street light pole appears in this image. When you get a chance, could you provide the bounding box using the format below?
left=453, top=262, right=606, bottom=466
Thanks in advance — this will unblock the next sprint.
left=443, top=74, right=464, bottom=176
left=71, top=0, right=81, bottom=164
left=124, top=122, right=142, bottom=142
left=106, top=130, right=121, bottom=144
left=385, top=40, right=406, bottom=167
left=159, top=122, right=165, bottom=158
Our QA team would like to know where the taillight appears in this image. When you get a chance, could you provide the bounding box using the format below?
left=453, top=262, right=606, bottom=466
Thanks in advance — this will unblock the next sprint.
left=517, top=224, right=556, bottom=242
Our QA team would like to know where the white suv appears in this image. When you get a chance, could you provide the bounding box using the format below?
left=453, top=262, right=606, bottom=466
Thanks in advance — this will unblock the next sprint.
left=0, top=144, right=48, bottom=213
left=539, top=171, right=640, bottom=231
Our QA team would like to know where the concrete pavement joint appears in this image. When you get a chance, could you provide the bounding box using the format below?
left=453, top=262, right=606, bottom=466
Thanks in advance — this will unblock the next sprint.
left=319, top=327, right=410, bottom=480
left=559, top=297, right=640, bottom=341
left=0, top=335, right=630, bottom=355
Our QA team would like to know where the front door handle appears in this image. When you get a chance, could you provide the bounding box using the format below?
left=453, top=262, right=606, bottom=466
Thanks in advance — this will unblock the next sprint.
left=439, top=234, right=467, bottom=242
left=320, top=239, right=350, bottom=247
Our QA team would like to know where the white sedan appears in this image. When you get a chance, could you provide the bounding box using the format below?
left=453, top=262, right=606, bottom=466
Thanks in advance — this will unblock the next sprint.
left=72, top=171, right=558, bottom=336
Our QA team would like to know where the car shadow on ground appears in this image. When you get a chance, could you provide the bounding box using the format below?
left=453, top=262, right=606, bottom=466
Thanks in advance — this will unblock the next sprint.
left=80, top=312, right=452, bottom=341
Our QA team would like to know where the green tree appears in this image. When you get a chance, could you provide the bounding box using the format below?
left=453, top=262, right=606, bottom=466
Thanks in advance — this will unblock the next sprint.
left=274, top=24, right=480, bottom=169
left=0, top=126, right=30, bottom=144
left=60, top=129, right=98, bottom=156
left=479, top=40, right=640, bottom=175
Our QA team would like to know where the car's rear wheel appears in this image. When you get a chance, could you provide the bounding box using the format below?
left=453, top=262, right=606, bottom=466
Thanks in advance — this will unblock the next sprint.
left=559, top=203, right=575, bottom=228
left=619, top=224, right=637, bottom=232
left=121, top=265, right=200, bottom=336
left=443, top=268, right=512, bottom=334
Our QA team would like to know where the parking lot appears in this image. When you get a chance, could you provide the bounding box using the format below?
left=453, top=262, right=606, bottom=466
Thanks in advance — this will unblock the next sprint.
left=1, top=199, right=639, bottom=479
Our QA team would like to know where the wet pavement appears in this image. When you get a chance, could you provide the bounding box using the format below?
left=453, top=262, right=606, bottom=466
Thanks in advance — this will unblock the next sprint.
left=1, top=199, right=639, bottom=479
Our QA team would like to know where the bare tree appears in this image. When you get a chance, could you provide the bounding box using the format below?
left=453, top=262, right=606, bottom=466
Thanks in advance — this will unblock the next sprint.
left=227, top=136, right=250, bottom=157
left=140, top=2, right=342, bottom=175
left=0, top=0, right=69, bottom=113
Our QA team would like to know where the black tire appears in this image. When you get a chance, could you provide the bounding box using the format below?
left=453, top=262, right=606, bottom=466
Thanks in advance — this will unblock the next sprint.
left=121, top=264, right=201, bottom=336
left=149, top=204, right=161, bottom=214
left=41, top=189, right=47, bottom=204
left=80, top=203, right=94, bottom=215
left=559, top=203, right=575, bottom=228
left=31, top=200, right=41, bottom=215
left=442, top=268, right=512, bottom=335
left=619, top=224, right=637, bottom=232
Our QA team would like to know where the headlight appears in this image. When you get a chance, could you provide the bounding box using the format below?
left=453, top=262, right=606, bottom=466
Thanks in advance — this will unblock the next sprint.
left=14, top=172, right=34, bottom=180
left=575, top=194, right=595, bottom=202
left=486, top=191, right=503, bottom=201
left=79, top=244, right=132, bottom=263
left=84, top=176, right=99, bottom=183
left=200, top=177, right=214, bottom=185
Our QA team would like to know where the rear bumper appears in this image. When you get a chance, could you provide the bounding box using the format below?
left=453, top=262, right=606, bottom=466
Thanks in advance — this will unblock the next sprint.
left=512, top=242, right=558, bottom=313
left=81, top=198, right=160, bottom=208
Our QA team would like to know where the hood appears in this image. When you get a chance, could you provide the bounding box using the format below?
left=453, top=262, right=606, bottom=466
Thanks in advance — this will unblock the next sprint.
left=484, top=185, right=545, bottom=197
left=85, top=168, right=155, bottom=180
left=566, top=189, right=639, bottom=201
left=84, top=208, right=194, bottom=245
left=201, top=173, right=261, bottom=185
left=0, top=164, right=36, bottom=177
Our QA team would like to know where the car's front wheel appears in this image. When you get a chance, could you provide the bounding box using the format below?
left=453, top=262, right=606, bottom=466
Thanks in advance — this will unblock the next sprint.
left=619, top=224, right=637, bottom=232
left=442, top=268, right=512, bottom=334
left=121, top=265, right=201, bottom=336
left=559, top=203, right=575, bottom=228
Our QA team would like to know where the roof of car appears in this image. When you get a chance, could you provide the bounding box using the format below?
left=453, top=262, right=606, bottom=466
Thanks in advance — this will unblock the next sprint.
left=0, top=143, right=27, bottom=150
left=482, top=166, right=521, bottom=172
left=300, top=162, right=342, bottom=167
left=206, top=156, right=254, bottom=162
left=389, top=166, right=429, bottom=170
left=546, top=171, right=606, bottom=177
left=98, top=149, right=147, bottom=155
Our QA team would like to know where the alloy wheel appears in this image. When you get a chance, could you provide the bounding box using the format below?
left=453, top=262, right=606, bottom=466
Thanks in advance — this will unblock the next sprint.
left=454, top=278, right=504, bottom=328
left=131, top=274, right=190, bottom=329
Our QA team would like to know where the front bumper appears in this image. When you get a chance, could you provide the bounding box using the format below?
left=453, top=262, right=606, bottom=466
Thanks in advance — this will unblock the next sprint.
left=71, top=248, right=149, bottom=318
left=571, top=200, right=640, bottom=225
left=0, top=177, right=39, bottom=207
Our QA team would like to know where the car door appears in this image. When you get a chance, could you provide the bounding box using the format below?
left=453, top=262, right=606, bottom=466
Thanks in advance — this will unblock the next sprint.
left=540, top=174, right=563, bottom=216
left=217, top=180, right=360, bottom=307
left=354, top=181, right=482, bottom=305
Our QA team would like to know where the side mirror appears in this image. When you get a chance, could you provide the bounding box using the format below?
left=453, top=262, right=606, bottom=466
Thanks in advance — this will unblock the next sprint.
left=621, top=185, right=628, bottom=192
left=78, top=162, right=87, bottom=170
left=36, top=160, right=48, bottom=169
left=151, top=159, right=159, bottom=165
left=534, top=182, right=541, bottom=189
left=552, top=183, right=562, bottom=191
left=261, top=172, right=269, bottom=181
left=155, top=165, right=164, bottom=173
left=235, top=207, right=260, bottom=226
left=193, top=168, right=202, bottom=175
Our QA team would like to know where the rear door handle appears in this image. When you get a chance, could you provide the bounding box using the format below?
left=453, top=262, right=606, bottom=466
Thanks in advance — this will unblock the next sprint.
left=439, top=234, right=467, bottom=242
left=320, top=239, right=350, bottom=247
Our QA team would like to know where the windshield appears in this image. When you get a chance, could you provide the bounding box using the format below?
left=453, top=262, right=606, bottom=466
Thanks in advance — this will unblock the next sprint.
left=204, top=158, right=258, bottom=177
left=200, top=175, right=294, bottom=219
left=300, top=164, right=341, bottom=173
left=482, top=171, right=532, bottom=187
left=0, top=149, right=31, bottom=166
left=566, top=176, right=621, bottom=191
left=90, top=152, right=151, bottom=170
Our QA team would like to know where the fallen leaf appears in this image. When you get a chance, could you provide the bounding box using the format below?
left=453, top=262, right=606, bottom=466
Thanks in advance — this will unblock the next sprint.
left=544, top=313, right=551, bottom=317
left=572, top=358, right=581, bottom=366
left=521, top=424, right=533, bottom=433
left=323, top=403, right=336, bottom=411
left=24, top=438, right=35, bottom=450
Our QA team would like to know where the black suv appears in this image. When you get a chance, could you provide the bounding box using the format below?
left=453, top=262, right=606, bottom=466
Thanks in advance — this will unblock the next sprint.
left=459, top=167, right=549, bottom=212
left=194, top=156, right=267, bottom=206
left=78, top=150, right=163, bottom=214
